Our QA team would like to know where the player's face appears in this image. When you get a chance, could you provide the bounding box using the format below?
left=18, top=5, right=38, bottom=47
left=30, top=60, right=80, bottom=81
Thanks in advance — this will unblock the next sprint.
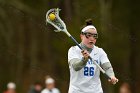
left=80, top=28, right=97, bottom=48
left=46, top=83, right=55, bottom=90
left=35, top=84, right=42, bottom=91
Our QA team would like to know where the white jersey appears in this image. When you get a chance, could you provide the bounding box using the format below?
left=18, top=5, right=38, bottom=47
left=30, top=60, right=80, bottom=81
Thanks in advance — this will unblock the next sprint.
left=41, top=88, right=60, bottom=93
left=68, top=45, right=110, bottom=93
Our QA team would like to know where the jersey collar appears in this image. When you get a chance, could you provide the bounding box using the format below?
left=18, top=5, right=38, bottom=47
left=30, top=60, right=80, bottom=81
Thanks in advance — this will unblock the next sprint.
left=80, top=43, right=93, bottom=53
left=80, top=43, right=98, bottom=55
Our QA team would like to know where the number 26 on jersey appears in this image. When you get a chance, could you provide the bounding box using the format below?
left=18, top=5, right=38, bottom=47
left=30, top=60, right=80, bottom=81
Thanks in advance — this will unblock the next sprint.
left=84, top=66, right=94, bottom=76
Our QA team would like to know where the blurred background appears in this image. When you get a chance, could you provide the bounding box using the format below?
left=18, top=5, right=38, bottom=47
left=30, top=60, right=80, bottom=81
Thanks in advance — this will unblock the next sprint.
left=0, top=0, right=140, bottom=93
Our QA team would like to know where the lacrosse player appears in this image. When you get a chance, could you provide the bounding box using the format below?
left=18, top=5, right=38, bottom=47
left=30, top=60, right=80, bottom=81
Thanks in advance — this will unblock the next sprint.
left=3, top=82, right=16, bottom=93
left=41, top=76, right=60, bottom=93
left=68, top=19, right=118, bottom=93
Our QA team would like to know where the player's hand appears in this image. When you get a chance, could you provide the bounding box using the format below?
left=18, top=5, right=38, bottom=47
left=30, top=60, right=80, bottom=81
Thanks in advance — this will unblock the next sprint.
left=108, top=76, right=119, bottom=85
left=81, top=50, right=90, bottom=61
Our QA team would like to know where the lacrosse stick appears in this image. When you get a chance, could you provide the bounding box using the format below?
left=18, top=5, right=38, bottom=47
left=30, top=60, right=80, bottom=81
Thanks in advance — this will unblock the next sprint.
left=46, top=8, right=111, bottom=79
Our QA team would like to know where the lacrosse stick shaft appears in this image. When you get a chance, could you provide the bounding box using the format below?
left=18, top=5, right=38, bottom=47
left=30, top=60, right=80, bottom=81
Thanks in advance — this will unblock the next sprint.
left=68, top=34, right=111, bottom=79
left=69, top=36, right=83, bottom=50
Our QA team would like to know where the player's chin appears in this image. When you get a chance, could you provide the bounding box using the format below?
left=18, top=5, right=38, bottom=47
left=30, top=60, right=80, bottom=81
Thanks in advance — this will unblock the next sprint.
left=87, top=44, right=94, bottom=48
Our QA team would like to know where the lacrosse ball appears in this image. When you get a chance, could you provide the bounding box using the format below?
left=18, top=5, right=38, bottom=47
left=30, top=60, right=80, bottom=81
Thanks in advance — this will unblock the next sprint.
left=49, top=13, right=56, bottom=20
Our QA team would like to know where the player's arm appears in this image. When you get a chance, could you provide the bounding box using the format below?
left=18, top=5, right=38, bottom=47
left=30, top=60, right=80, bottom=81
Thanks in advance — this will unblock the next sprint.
left=69, top=58, right=87, bottom=71
left=69, top=50, right=89, bottom=71
left=101, top=62, right=115, bottom=77
left=100, top=48, right=118, bottom=84
left=99, top=48, right=113, bottom=77
left=101, top=62, right=118, bottom=84
left=101, top=62, right=116, bottom=81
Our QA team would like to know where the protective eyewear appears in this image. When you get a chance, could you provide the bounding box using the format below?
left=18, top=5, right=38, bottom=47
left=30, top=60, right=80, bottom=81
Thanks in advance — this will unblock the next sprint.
left=82, top=32, right=98, bottom=39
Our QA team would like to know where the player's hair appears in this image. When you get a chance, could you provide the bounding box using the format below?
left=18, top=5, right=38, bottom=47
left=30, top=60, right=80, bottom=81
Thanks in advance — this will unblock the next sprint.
left=45, top=75, right=52, bottom=79
left=85, top=18, right=93, bottom=26
left=34, top=81, right=42, bottom=86
left=80, top=18, right=93, bottom=29
left=80, top=18, right=93, bottom=33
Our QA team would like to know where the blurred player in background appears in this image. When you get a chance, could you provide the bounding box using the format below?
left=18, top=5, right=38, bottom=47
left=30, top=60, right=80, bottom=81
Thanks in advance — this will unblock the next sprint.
left=41, top=76, right=60, bottom=93
left=119, top=82, right=132, bottom=93
left=28, top=82, right=42, bottom=93
left=68, top=19, right=118, bottom=93
left=3, top=82, right=16, bottom=93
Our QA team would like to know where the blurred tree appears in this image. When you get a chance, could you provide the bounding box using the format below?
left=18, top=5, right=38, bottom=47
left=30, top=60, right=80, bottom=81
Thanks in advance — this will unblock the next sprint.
left=99, top=1, right=114, bottom=93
